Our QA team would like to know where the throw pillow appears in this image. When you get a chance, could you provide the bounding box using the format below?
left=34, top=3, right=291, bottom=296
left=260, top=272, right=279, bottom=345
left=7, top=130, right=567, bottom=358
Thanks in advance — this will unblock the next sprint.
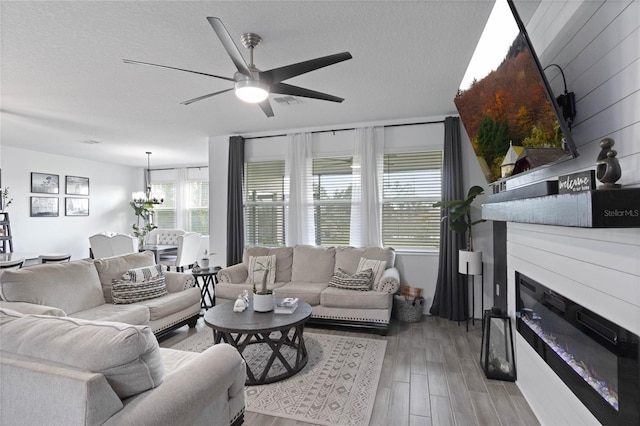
left=356, top=258, right=387, bottom=287
left=124, top=264, right=163, bottom=283
left=112, top=276, right=167, bottom=304
left=329, top=268, right=373, bottom=291
left=247, top=255, right=276, bottom=285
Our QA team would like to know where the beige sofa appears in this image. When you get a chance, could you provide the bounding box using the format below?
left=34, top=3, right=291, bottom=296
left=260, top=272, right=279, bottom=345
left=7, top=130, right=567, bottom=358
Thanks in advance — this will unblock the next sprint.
left=217, top=245, right=401, bottom=334
left=0, top=308, right=246, bottom=426
left=0, top=251, right=201, bottom=338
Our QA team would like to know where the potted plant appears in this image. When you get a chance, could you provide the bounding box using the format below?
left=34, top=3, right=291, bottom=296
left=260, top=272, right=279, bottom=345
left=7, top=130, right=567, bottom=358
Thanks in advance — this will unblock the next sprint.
left=433, top=185, right=486, bottom=274
left=200, top=250, right=210, bottom=269
left=130, top=200, right=157, bottom=249
left=252, top=257, right=275, bottom=312
left=1, top=187, right=13, bottom=213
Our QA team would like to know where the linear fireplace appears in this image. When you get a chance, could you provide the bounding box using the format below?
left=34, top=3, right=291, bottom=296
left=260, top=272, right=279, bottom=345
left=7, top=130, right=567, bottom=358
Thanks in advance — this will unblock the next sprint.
left=516, top=272, right=639, bottom=425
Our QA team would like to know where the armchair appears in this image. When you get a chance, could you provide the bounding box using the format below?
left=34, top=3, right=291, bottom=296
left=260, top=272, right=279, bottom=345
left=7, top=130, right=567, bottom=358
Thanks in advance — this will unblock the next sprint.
left=89, top=233, right=138, bottom=259
left=145, top=229, right=185, bottom=246
left=159, top=232, right=202, bottom=272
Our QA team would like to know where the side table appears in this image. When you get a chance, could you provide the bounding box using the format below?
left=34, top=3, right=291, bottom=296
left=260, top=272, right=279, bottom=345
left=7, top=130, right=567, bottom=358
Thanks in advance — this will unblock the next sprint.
left=192, top=268, right=218, bottom=309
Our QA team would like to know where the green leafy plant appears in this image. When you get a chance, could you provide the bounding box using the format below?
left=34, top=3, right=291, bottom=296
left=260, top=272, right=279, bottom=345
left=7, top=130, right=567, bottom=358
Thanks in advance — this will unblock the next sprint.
left=433, top=185, right=485, bottom=251
left=1, top=187, right=13, bottom=212
left=130, top=201, right=157, bottom=242
left=252, top=258, right=274, bottom=295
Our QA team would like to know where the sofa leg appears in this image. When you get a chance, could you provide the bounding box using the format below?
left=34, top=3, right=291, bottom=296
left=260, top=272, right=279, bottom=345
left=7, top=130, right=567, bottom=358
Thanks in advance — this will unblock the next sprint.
left=188, top=317, right=198, bottom=328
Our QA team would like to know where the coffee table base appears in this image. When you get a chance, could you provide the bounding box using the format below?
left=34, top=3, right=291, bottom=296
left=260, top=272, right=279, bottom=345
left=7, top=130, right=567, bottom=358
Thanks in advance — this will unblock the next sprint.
left=214, top=324, right=308, bottom=385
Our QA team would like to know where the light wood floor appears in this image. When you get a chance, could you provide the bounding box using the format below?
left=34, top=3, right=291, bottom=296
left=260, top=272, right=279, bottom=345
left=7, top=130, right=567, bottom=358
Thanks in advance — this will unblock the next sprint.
left=159, top=314, right=540, bottom=426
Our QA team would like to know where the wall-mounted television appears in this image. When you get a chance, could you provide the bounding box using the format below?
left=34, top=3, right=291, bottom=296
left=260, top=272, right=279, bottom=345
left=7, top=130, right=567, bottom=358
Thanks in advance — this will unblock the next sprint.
left=455, top=0, right=579, bottom=184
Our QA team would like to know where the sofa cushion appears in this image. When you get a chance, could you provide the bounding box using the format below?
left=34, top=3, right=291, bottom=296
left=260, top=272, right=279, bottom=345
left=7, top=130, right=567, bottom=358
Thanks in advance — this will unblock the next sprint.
left=291, top=245, right=336, bottom=283
left=112, top=276, right=168, bottom=304
left=215, top=282, right=287, bottom=301
left=273, top=281, right=329, bottom=306
left=328, top=268, right=374, bottom=291
left=0, top=300, right=66, bottom=317
left=94, top=251, right=156, bottom=303
left=356, top=258, right=387, bottom=288
left=0, top=308, right=164, bottom=399
left=243, top=246, right=293, bottom=283
left=320, top=287, right=391, bottom=309
left=133, top=287, right=201, bottom=321
left=71, top=303, right=150, bottom=325
left=334, top=246, right=395, bottom=274
left=246, top=255, right=276, bottom=286
left=0, top=260, right=105, bottom=315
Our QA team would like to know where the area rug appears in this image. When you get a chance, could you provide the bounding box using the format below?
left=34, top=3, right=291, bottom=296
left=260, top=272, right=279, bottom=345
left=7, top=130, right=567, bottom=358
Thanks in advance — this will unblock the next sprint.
left=170, top=330, right=387, bottom=426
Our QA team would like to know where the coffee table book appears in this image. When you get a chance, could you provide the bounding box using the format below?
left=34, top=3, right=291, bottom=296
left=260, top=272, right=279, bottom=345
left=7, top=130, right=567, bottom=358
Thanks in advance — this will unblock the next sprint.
left=275, top=298, right=299, bottom=314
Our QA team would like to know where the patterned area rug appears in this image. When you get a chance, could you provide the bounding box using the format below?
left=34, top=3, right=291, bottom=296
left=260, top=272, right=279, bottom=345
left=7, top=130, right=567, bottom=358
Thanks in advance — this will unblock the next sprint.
left=170, top=330, right=386, bottom=426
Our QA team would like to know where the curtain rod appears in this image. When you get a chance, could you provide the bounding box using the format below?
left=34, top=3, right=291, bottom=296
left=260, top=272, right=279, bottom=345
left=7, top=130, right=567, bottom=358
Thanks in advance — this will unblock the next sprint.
left=148, top=166, right=208, bottom=172
left=244, top=119, right=445, bottom=141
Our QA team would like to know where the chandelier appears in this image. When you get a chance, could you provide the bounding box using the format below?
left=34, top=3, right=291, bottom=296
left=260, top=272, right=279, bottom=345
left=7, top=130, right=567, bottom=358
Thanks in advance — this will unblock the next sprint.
left=132, top=151, right=164, bottom=206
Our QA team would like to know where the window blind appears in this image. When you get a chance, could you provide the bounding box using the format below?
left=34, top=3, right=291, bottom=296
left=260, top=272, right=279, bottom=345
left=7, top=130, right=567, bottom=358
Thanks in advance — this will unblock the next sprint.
left=151, top=183, right=176, bottom=229
left=382, top=151, right=443, bottom=248
left=244, top=160, right=286, bottom=246
left=186, top=181, right=209, bottom=234
left=312, top=157, right=353, bottom=246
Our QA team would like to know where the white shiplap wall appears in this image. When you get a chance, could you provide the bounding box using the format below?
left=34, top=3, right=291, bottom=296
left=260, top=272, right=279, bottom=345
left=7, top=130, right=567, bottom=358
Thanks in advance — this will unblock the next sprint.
left=507, top=2, right=640, bottom=424
left=509, top=0, right=640, bottom=190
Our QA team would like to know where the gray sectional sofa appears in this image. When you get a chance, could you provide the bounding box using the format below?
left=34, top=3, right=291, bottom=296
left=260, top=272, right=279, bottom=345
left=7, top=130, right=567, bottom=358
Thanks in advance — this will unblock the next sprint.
left=216, top=245, right=401, bottom=334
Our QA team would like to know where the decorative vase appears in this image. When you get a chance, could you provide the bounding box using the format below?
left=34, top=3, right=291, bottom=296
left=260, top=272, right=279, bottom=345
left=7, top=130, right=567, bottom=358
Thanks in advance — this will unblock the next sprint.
left=200, top=258, right=210, bottom=269
left=459, top=250, right=482, bottom=275
left=252, top=293, right=274, bottom=312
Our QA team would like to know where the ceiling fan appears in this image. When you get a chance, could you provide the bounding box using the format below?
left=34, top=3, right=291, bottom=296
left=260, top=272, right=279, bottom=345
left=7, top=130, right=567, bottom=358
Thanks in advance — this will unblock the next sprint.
left=123, top=17, right=352, bottom=117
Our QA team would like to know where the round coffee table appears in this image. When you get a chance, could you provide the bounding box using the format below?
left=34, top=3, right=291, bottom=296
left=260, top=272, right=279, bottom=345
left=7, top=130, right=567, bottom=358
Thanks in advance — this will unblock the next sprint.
left=204, top=300, right=312, bottom=385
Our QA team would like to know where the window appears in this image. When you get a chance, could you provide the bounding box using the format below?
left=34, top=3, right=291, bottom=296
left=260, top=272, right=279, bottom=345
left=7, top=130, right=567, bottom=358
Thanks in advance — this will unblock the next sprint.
left=150, top=167, right=209, bottom=235
left=244, top=160, right=286, bottom=246
left=151, top=183, right=176, bottom=229
left=186, top=181, right=209, bottom=234
left=242, top=150, right=442, bottom=250
left=312, top=157, right=353, bottom=246
left=382, top=151, right=443, bottom=249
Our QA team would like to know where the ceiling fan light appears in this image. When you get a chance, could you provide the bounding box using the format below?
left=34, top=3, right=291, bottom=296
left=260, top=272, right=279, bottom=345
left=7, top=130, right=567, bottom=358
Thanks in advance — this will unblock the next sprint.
left=235, top=80, right=269, bottom=103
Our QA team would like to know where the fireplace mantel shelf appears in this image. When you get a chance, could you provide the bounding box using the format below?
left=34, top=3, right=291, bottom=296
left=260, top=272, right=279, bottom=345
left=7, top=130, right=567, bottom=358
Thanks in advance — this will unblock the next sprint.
left=482, top=188, right=640, bottom=228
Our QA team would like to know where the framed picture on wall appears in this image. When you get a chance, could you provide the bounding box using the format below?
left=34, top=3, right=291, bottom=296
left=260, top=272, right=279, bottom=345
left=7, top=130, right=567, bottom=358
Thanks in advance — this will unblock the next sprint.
left=31, top=172, right=59, bottom=194
left=30, top=196, right=59, bottom=217
left=65, top=197, right=89, bottom=216
left=65, top=176, right=89, bottom=196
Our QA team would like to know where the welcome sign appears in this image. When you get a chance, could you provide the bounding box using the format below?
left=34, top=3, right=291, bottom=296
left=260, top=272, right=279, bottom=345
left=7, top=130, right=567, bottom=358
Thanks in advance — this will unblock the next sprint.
left=558, top=170, right=596, bottom=194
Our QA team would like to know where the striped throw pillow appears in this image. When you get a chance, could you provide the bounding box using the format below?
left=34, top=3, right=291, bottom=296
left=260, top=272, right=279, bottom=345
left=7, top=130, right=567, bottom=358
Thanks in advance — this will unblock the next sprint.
left=112, top=276, right=167, bottom=304
left=123, top=265, right=163, bottom=283
left=356, top=258, right=387, bottom=288
left=329, top=268, right=373, bottom=291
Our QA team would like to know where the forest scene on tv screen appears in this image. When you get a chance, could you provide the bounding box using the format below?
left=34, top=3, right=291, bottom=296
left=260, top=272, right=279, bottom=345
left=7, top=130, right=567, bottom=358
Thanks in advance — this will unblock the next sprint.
left=455, top=35, right=566, bottom=183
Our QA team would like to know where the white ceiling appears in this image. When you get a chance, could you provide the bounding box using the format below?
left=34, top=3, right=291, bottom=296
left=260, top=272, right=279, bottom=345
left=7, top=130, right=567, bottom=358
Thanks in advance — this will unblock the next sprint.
left=0, top=1, right=495, bottom=168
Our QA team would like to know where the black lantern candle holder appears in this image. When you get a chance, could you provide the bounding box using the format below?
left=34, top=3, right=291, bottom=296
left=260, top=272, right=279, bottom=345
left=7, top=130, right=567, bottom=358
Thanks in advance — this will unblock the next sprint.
left=480, top=307, right=517, bottom=381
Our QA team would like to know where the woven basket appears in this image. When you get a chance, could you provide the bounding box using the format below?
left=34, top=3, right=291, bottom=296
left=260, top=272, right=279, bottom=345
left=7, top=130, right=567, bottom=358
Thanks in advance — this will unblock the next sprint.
left=393, top=294, right=424, bottom=322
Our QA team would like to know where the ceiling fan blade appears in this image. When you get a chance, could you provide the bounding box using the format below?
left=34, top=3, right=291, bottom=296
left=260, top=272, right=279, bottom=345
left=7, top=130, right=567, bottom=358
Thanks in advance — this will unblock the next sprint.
left=261, top=52, right=352, bottom=84
left=258, top=100, right=274, bottom=117
left=181, top=88, right=233, bottom=105
left=207, top=17, right=252, bottom=78
left=271, top=82, right=344, bottom=103
left=122, top=59, right=235, bottom=82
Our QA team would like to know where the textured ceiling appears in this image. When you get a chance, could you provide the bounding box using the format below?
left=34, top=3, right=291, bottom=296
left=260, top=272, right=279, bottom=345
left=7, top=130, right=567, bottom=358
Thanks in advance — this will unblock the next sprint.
left=0, top=1, right=495, bottom=168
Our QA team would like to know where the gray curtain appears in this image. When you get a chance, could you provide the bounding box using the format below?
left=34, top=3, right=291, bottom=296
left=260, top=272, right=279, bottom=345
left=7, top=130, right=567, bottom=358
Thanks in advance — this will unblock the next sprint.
left=226, top=136, right=245, bottom=266
left=430, top=117, right=466, bottom=320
